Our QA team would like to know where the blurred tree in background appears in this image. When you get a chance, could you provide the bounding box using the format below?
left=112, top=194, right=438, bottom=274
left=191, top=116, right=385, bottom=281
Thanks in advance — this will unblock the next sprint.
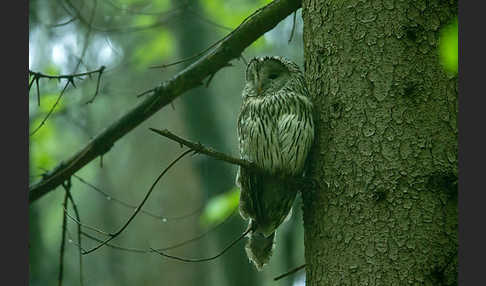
left=29, top=0, right=457, bottom=285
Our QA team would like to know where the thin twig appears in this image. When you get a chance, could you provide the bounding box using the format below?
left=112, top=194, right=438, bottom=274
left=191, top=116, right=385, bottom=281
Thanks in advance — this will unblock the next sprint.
left=64, top=207, right=112, bottom=236
left=80, top=209, right=237, bottom=254
left=36, top=77, right=40, bottom=106
left=80, top=231, right=147, bottom=253
left=149, top=6, right=263, bottom=70
left=105, top=0, right=190, bottom=16
left=72, top=0, right=97, bottom=73
left=273, top=263, right=306, bottom=281
left=64, top=180, right=84, bottom=286
left=28, top=66, right=106, bottom=81
left=148, top=45, right=213, bottom=69
left=58, top=191, right=69, bottom=286
left=288, top=10, right=297, bottom=44
left=135, top=88, right=157, bottom=98
left=28, top=76, right=36, bottom=91
left=49, top=17, right=78, bottom=28
left=29, top=66, right=106, bottom=135
left=28, top=66, right=105, bottom=106
left=85, top=65, right=105, bottom=104
left=72, top=174, right=204, bottom=221
left=186, top=7, right=233, bottom=31
left=150, top=226, right=250, bottom=263
left=82, top=149, right=193, bottom=254
left=65, top=0, right=182, bottom=33
left=154, top=209, right=237, bottom=252
left=149, top=128, right=253, bottom=169
left=205, top=62, right=233, bottom=87
left=30, top=80, right=70, bottom=136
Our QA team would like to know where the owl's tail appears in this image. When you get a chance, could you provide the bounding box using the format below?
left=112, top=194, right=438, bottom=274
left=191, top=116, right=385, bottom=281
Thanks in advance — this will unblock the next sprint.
left=245, top=231, right=276, bottom=271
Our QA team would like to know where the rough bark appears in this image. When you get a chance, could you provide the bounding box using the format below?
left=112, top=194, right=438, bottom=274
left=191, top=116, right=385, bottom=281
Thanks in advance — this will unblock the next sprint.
left=301, top=0, right=457, bottom=285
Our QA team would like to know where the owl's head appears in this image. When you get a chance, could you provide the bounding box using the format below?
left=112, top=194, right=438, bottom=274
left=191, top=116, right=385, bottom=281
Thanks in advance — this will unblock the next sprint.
left=245, top=56, right=300, bottom=97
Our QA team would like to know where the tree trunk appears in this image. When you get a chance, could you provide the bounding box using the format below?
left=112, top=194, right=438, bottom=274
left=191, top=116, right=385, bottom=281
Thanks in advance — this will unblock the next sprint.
left=171, top=1, right=260, bottom=285
left=301, top=0, right=458, bottom=285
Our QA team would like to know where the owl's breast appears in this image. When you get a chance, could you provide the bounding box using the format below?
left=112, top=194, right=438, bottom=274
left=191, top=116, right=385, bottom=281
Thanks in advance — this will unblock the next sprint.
left=238, top=94, right=314, bottom=176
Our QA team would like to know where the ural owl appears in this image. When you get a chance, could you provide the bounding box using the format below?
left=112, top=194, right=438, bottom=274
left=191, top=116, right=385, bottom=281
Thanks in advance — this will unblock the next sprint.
left=236, top=56, right=315, bottom=270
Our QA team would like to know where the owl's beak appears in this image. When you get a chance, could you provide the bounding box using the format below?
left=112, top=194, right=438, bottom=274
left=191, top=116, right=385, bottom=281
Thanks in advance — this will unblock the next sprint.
left=256, top=80, right=262, bottom=95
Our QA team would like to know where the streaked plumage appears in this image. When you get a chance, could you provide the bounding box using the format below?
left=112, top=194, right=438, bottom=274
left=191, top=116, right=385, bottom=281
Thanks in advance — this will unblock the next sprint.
left=236, top=56, right=314, bottom=270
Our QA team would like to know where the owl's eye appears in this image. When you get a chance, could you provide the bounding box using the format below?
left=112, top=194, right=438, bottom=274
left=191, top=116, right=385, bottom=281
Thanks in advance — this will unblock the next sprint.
left=268, top=73, right=279, bottom=80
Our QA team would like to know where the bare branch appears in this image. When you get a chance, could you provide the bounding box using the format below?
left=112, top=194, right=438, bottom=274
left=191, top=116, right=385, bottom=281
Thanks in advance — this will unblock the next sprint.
left=36, top=78, right=40, bottom=106
left=72, top=0, right=97, bottom=73
left=148, top=7, right=261, bottom=70
left=149, top=128, right=253, bottom=169
left=72, top=174, right=204, bottom=221
left=186, top=7, right=233, bottom=32
left=29, top=0, right=302, bottom=203
left=153, top=209, right=237, bottom=252
left=288, top=10, right=297, bottom=43
left=136, top=88, right=157, bottom=98
left=49, top=17, right=78, bottom=28
left=30, top=80, right=70, bottom=136
left=84, top=65, right=105, bottom=104
left=64, top=181, right=84, bottom=286
left=58, top=190, right=69, bottom=286
left=150, top=227, right=251, bottom=263
left=64, top=207, right=112, bottom=237
left=28, top=66, right=105, bottom=81
left=28, top=66, right=106, bottom=110
left=80, top=231, right=147, bottom=253
left=28, top=76, right=36, bottom=92
left=79, top=209, right=237, bottom=254
left=273, top=263, right=306, bottom=281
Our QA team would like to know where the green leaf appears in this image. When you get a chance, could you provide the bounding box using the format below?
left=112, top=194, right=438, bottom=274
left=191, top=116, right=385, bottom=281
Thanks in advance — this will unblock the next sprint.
left=439, top=17, right=458, bottom=75
left=200, top=187, right=240, bottom=228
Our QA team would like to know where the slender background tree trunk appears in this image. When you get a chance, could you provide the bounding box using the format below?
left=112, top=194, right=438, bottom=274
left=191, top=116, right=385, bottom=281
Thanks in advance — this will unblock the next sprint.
left=171, top=1, right=259, bottom=285
left=301, top=0, right=458, bottom=284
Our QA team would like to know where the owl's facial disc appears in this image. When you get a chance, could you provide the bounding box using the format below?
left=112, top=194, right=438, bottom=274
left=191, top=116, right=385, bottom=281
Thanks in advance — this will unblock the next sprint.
left=254, top=60, right=289, bottom=96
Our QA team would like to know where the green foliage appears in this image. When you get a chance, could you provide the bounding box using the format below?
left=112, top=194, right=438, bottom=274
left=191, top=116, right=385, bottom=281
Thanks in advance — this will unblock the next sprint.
left=30, top=93, right=66, bottom=171
left=439, top=17, right=458, bottom=75
left=201, top=0, right=271, bottom=48
left=133, top=29, right=175, bottom=68
left=115, top=0, right=170, bottom=10
left=133, top=14, right=159, bottom=27
left=202, top=0, right=271, bottom=28
left=200, top=187, right=240, bottom=228
left=43, top=64, right=60, bottom=76
left=38, top=93, right=66, bottom=113
left=30, top=118, right=57, bottom=171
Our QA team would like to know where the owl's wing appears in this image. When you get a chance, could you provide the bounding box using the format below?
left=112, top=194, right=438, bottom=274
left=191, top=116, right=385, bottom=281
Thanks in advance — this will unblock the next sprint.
left=237, top=102, right=257, bottom=220
left=238, top=166, right=265, bottom=221
left=276, top=93, right=314, bottom=176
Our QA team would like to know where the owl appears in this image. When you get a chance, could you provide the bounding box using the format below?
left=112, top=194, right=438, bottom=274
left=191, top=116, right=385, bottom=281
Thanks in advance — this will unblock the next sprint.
left=236, top=56, right=315, bottom=270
